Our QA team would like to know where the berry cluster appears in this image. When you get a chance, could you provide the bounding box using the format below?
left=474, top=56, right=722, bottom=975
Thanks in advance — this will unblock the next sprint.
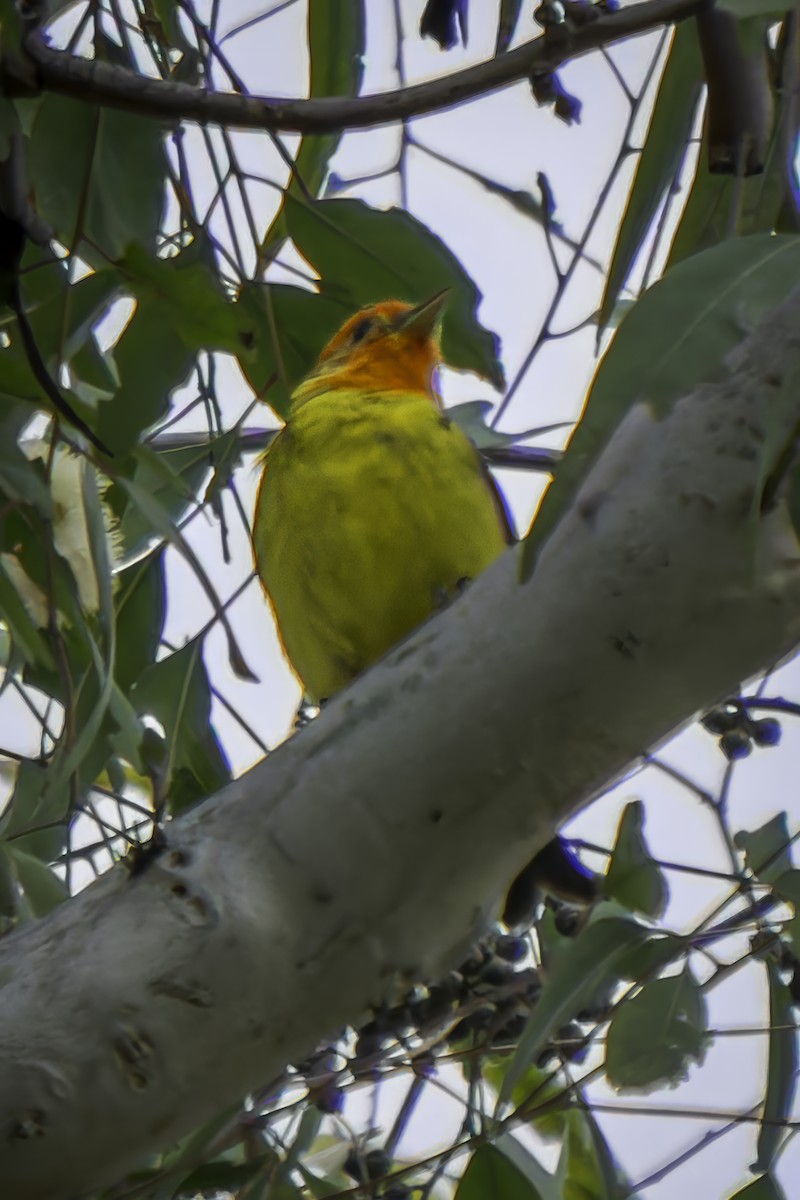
left=702, top=701, right=781, bottom=761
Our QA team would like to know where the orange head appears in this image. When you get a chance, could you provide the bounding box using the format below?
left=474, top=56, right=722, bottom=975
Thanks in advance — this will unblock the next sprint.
left=299, top=292, right=448, bottom=401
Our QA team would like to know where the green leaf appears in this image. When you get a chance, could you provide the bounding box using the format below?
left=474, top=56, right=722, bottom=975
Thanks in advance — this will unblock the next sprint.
left=455, top=1145, right=545, bottom=1200
left=0, top=405, right=52, bottom=514
left=94, top=246, right=258, bottom=453
left=96, top=300, right=195, bottom=454
left=71, top=335, right=120, bottom=404
left=604, top=800, right=667, bottom=918
left=296, top=0, right=364, bottom=199
left=119, top=245, right=255, bottom=357
left=521, top=234, right=800, bottom=580
left=80, top=457, right=115, bottom=635
left=774, top=868, right=800, bottom=952
left=238, top=284, right=346, bottom=417
left=616, top=932, right=687, bottom=982
left=0, top=324, right=54, bottom=407
left=263, top=0, right=364, bottom=259
left=0, top=843, right=19, bottom=930
left=740, top=44, right=798, bottom=239
left=177, top=1157, right=279, bottom=1195
left=734, top=813, right=794, bottom=885
left=0, top=760, right=69, bottom=862
left=668, top=168, right=739, bottom=266
left=29, top=97, right=166, bottom=258
left=132, top=638, right=231, bottom=815
left=108, top=684, right=146, bottom=773
left=668, top=19, right=779, bottom=266
left=728, top=1175, right=786, bottom=1199
left=118, top=470, right=255, bottom=681
left=5, top=844, right=68, bottom=916
left=485, top=1056, right=571, bottom=1139
left=755, top=359, right=800, bottom=521
left=52, top=624, right=117, bottom=792
left=448, top=400, right=516, bottom=450
left=498, top=918, right=647, bottom=1109
left=718, top=0, right=792, bottom=14
left=23, top=260, right=125, bottom=368
left=496, top=0, right=525, bottom=53
left=115, top=441, right=213, bottom=559
left=0, top=0, right=23, bottom=49
left=114, top=551, right=166, bottom=691
left=495, top=1135, right=564, bottom=1200
left=0, top=555, right=54, bottom=670
left=557, top=1110, right=628, bottom=1200
left=0, top=93, right=20, bottom=156
left=598, top=27, right=703, bottom=330
left=285, top=197, right=503, bottom=388
left=605, top=965, right=709, bottom=1091
left=754, top=961, right=797, bottom=1171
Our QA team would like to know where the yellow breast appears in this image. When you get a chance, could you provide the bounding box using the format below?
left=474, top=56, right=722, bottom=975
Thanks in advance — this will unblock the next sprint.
left=252, top=386, right=509, bottom=701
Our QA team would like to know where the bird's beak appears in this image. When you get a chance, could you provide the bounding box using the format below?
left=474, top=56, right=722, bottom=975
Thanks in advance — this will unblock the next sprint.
left=399, top=289, right=450, bottom=339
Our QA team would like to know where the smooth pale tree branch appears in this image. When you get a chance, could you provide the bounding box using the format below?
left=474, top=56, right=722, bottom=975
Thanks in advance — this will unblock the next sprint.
left=2, top=285, right=800, bottom=1199
left=13, top=0, right=709, bottom=133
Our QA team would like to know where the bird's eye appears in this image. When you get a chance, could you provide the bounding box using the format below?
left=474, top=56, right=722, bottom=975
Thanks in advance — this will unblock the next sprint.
left=350, top=316, right=376, bottom=344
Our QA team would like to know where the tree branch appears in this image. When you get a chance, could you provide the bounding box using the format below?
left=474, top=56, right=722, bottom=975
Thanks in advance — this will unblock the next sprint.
left=2, top=282, right=800, bottom=1195
left=18, top=0, right=707, bottom=134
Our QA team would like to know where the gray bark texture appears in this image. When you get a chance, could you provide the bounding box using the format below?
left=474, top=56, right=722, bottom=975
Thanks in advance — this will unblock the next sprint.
left=2, top=286, right=800, bottom=1198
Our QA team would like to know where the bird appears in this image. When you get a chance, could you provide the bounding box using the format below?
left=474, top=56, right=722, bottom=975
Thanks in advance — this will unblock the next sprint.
left=252, top=293, right=596, bottom=924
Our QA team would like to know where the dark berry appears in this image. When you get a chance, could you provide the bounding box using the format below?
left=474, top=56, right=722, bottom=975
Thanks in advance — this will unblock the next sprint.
left=479, top=957, right=516, bottom=988
left=752, top=717, right=781, bottom=748
left=554, top=906, right=582, bottom=937
left=494, top=934, right=527, bottom=963
left=702, top=703, right=743, bottom=736
left=720, top=730, right=752, bottom=761
left=365, top=1150, right=391, bottom=1180
left=491, top=1010, right=530, bottom=1043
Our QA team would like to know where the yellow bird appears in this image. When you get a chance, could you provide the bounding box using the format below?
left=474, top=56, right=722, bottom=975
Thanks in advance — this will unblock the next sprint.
left=252, top=293, right=510, bottom=703
left=252, top=293, right=595, bottom=924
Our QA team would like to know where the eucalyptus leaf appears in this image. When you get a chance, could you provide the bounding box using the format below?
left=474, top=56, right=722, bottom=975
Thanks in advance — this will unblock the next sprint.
left=238, top=284, right=346, bottom=418
left=718, top=0, right=793, bottom=15
left=556, top=1109, right=629, bottom=1200
left=0, top=554, right=54, bottom=670
left=485, top=1056, right=570, bottom=1138
left=604, top=800, right=667, bottom=918
left=1, top=760, right=69, bottom=862
left=605, top=966, right=709, bottom=1091
left=29, top=97, right=166, bottom=259
left=498, top=917, right=647, bottom=1108
left=521, top=234, right=800, bottom=580
left=455, top=1144, right=546, bottom=1200
left=735, top=813, right=794, bottom=885
left=754, top=961, right=797, bottom=1171
left=286, top=197, right=503, bottom=388
left=5, top=844, right=68, bottom=917
left=598, top=27, right=703, bottom=331
left=120, top=245, right=254, bottom=357
left=132, top=638, right=231, bottom=815
left=448, top=400, right=516, bottom=450
left=114, top=551, right=167, bottom=691
left=295, top=0, right=364, bottom=199
left=728, top=1174, right=786, bottom=1199
left=496, top=0, right=524, bottom=53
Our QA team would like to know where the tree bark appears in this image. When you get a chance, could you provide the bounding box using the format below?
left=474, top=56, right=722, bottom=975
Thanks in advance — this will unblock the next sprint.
left=2, top=286, right=800, bottom=1198
left=14, top=0, right=707, bottom=134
